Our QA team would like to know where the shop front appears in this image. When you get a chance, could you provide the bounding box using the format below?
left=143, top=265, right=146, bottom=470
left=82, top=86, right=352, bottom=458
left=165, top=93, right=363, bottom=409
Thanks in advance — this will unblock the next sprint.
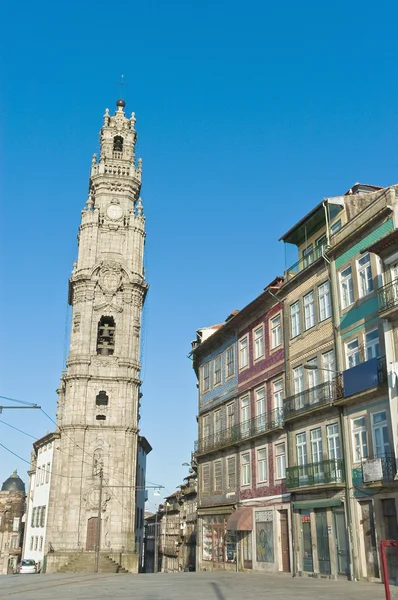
left=292, top=497, right=349, bottom=579
left=197, top=507, right=237, bottom=572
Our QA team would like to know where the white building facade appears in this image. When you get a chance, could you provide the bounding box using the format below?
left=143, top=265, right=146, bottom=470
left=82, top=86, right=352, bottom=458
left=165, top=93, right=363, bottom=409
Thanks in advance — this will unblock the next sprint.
left=23, top=433, right=58, bottom=570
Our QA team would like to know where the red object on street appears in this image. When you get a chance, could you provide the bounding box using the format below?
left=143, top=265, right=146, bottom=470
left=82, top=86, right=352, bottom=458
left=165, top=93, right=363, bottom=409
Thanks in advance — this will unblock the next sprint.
left=380, top=540, right=398, bottom=600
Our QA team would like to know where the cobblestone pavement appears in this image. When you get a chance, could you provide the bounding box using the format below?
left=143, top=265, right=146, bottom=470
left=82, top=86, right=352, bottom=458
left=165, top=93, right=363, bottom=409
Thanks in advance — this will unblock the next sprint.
left=0, top=572, right=387, bottom=600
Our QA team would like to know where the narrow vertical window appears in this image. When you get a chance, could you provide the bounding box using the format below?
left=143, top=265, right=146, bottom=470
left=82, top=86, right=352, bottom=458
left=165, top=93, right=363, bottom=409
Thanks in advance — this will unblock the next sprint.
left=303, top=291, right=315, bottom=330
left=318, top=281, right=331, bottom=321
left=241, top=453, right=251, bottom=486
left=226, top=346, right=235, bottom=377
left=346, top=339, right=360, bottom=368
left=239, top=336, right=248, bottom=368
left=340, top=266, right=354, bottom=308
left=202, top=363, right=210, bottom=391
left=271, top=314, right=282, bottom=349
left=214, top=460, right=222, bottom=491
left=372, top=411, right=390, bottom=457
left=365, top=329, right=380, bottom=360
left=257, top=448, right=268, bottom=483
left=352, top=417, right=368, bottom=462
left=202, top=464, right=210, bottom=494
left=296, top=433, right=307, bottom=466
left=290, top=302, right=301, bottom=338
left=254, top=326, right=264, bottom=359
left=214, top=355, right=222, bottom=385
left=275, top=443, right=286, bottom=479
left=357, top=253, right=373, bottom=298
left=227, top=456, right=236, bottom=489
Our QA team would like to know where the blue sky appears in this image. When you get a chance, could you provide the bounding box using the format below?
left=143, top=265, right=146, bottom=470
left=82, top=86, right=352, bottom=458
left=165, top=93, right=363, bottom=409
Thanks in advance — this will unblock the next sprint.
left=1, top=1, right=397, bottom=507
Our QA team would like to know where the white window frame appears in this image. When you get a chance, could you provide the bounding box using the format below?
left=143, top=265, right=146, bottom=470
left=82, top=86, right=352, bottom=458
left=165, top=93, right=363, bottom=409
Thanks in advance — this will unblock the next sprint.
left=322, top=350, right=335, bottom=383
left=296, top=432, right=307, bottom=466
left=272, top=379, right=284, bottom=411
left=357, top=253, right=373, bottom=298
left=372, top=410, right=390, bottom=457
left=310, top=427, right=323, bottom=464
left=275, top=442, right=286, bottom=480
left=257, top=447, right=268, bottom=484
left=318, top=281, right=331, bottom=321
left=214, top=355, right=222, bottom=386
left=340, top=266, right=354, bottom=309
left=241, top=396, right=250, bottom=434
left=254, top=325, right=264, bottom=360
left=241, top=452, right=251, bottom=486
left=202, top=414, right=210, bottom=439
left=346, top=338, right=360, bottom=368
left=270, top=314, right=282, bottom=349
left=365, top=329, right=380, bottom=360
left=327, top=423, right=341, bottom=460
left=290, top=301, right=301, bottom=338
left=352, top=416, right=368, bottom=463
left=303, top=291, right=315, bottom=330
left=239, top=336, right=249, bottom=369
left=226, top=346, right=235, bottom=378
left=214, top=409, right=222, bottom=436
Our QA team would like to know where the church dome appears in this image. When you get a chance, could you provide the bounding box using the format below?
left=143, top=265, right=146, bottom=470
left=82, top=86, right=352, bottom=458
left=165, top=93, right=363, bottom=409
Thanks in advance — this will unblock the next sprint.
left=1, top=470, right=25, bottom=493
left=116, top=98, right=126, bottom=108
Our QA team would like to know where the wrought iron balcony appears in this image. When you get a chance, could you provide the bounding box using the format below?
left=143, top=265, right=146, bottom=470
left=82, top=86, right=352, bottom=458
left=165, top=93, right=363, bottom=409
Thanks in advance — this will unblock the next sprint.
left=194, top=408, right=284, bottom=456
left=378, top=279, right=398, bottom=313
left=285, top=244, right=326, bottom=281
left=352, top=453, right=396, bottom=486
left=283, top=378, right=343, bottom=420
left=286, top=458, right=345, bottom=490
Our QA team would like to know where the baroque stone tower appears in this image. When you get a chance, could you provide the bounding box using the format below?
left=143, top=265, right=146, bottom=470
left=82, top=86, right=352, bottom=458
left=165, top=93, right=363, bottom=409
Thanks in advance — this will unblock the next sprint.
left=45, top=99, right=147, bottom=572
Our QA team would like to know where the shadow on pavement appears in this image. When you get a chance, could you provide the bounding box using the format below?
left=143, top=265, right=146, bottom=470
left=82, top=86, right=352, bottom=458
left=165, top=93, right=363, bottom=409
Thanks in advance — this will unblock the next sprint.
left=210, top=581, right=227, bottom=600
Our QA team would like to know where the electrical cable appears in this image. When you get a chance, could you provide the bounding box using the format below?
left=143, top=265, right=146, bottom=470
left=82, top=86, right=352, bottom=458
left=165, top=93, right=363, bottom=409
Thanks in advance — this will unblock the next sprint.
left=0, top=419, right=37, bottom=439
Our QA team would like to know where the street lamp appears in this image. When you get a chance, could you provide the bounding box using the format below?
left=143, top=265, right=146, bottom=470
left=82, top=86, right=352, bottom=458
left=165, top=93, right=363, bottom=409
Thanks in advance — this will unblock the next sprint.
left=303, top=363, right=341, bottom=375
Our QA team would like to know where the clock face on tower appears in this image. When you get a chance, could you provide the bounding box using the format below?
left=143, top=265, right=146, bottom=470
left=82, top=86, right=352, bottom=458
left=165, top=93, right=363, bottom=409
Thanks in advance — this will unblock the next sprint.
left=106, top=203, right=123, bottom=221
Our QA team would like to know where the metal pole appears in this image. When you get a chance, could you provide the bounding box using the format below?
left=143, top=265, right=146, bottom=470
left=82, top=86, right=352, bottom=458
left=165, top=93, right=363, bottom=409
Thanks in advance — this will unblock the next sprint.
left=94, top=467, right=103, bottom=573
left=154, top=512, right=158, bottom=573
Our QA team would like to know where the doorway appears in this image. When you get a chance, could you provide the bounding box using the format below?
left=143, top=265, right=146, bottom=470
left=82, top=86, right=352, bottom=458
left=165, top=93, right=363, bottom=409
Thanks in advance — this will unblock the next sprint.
left=360, top=501, right=379, bottom=578
left=300, top=510, right=313, bottom=572
left=280, top=510, right=290, bottom=572
left=333, top=507, right=349, bottom=575
left=315, top=509, right=331, bottom=575
left=86, top=517, right=98, bottom=551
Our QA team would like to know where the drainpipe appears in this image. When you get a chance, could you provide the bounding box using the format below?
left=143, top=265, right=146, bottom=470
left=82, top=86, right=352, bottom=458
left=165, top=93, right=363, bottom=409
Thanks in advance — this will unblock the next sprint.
left=323, top=200, right=355, bottom=582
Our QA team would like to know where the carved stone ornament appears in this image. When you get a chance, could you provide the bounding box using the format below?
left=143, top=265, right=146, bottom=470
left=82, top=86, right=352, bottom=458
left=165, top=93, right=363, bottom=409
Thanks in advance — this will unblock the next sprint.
left=83, top=485, right=111, bottom=511
left=99, top=265, right=122, bottom=294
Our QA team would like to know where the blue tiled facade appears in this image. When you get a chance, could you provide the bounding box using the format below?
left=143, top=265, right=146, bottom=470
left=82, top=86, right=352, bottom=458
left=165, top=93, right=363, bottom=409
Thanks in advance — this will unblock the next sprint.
left=198, top=335, right=238, bottom=414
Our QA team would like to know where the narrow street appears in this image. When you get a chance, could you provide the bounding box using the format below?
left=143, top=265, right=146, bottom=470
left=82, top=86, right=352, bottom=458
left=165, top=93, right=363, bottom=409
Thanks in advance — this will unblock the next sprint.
left=0, top=572, right=387, bottom=600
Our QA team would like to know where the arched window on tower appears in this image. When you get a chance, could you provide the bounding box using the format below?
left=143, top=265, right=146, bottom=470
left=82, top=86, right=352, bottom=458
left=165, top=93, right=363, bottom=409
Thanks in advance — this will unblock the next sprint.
left=113, top=136, right=124, bottom=158
left=97, top=317, right=115, bottom=355
left=96, top=391, right=109, bottom=406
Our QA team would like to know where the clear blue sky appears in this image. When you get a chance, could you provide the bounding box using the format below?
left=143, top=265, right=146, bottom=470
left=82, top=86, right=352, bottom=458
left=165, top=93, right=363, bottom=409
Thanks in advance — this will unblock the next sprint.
left=1, top=1, right=397, bottom=507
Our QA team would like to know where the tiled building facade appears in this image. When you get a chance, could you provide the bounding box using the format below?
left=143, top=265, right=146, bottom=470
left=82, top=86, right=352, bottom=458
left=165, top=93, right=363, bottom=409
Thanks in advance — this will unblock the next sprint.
left=192, top=182, right=398, bottom=580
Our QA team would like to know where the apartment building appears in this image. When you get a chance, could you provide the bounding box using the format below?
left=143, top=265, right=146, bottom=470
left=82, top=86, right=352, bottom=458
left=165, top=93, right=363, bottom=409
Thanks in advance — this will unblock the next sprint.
left=234, top=277, right=290, bottom=573
left=279, top=197, right=348, bottom=579
left=192, top=319, right=239, bottom=571
left=179, top=473, right=197, bottom=571
left=23, top=432, right=58, bottom=572
left=328, top=184, right=398, bottom=581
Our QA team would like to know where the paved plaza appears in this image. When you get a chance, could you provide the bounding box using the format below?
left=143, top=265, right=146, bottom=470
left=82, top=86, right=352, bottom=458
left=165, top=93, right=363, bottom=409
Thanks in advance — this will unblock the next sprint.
left=0, top=572, right=388, bottom=600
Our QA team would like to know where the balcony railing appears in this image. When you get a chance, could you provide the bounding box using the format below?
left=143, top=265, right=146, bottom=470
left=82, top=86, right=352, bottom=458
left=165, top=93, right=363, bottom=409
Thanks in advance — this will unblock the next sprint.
left=286, top=458, right=345, bottom=490
left=194, top=408, right=284, bottom=455
left=284, top=378, right=343, bottom=419
left=352, top=453, right=396, bottom=486
left=378, top=279, right=398, bottom=312
left=285, top=245, right=326, bottom=281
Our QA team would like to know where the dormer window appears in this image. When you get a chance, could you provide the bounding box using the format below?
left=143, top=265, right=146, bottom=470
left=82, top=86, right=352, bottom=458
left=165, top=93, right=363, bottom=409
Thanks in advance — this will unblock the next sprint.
left=113, top=136, right=123, bottom=158
left=97, top=317, right=115, bottom=355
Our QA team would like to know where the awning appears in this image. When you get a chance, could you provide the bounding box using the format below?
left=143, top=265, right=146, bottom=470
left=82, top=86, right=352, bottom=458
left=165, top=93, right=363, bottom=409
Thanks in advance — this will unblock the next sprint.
left=293, top=499, right=342, bottom=510
left=226, top=507, right=253, bottom=531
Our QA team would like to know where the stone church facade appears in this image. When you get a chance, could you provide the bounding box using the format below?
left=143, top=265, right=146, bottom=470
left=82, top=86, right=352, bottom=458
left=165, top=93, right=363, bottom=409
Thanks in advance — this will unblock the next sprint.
left=45, top=99, right=148, bottom=573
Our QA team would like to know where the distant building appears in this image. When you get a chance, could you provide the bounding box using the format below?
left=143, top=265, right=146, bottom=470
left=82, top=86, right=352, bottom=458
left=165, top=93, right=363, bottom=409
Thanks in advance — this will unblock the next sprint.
left=135, top=436, right=152, bottom=571
left=22, top=432, right=58, bottom=571
left=0, top=470, right=25, bottom=574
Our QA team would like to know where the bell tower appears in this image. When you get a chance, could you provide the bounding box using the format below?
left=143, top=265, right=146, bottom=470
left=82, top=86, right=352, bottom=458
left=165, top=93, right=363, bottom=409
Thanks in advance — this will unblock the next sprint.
left=45, top=100, right=147, bottom=572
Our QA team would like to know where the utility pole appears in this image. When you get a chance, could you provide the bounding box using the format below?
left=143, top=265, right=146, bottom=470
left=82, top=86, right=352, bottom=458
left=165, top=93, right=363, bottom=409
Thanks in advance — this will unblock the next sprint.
left=94, top=467, right=103, bottom=574
left=154, top=511, right=158, bottom=573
